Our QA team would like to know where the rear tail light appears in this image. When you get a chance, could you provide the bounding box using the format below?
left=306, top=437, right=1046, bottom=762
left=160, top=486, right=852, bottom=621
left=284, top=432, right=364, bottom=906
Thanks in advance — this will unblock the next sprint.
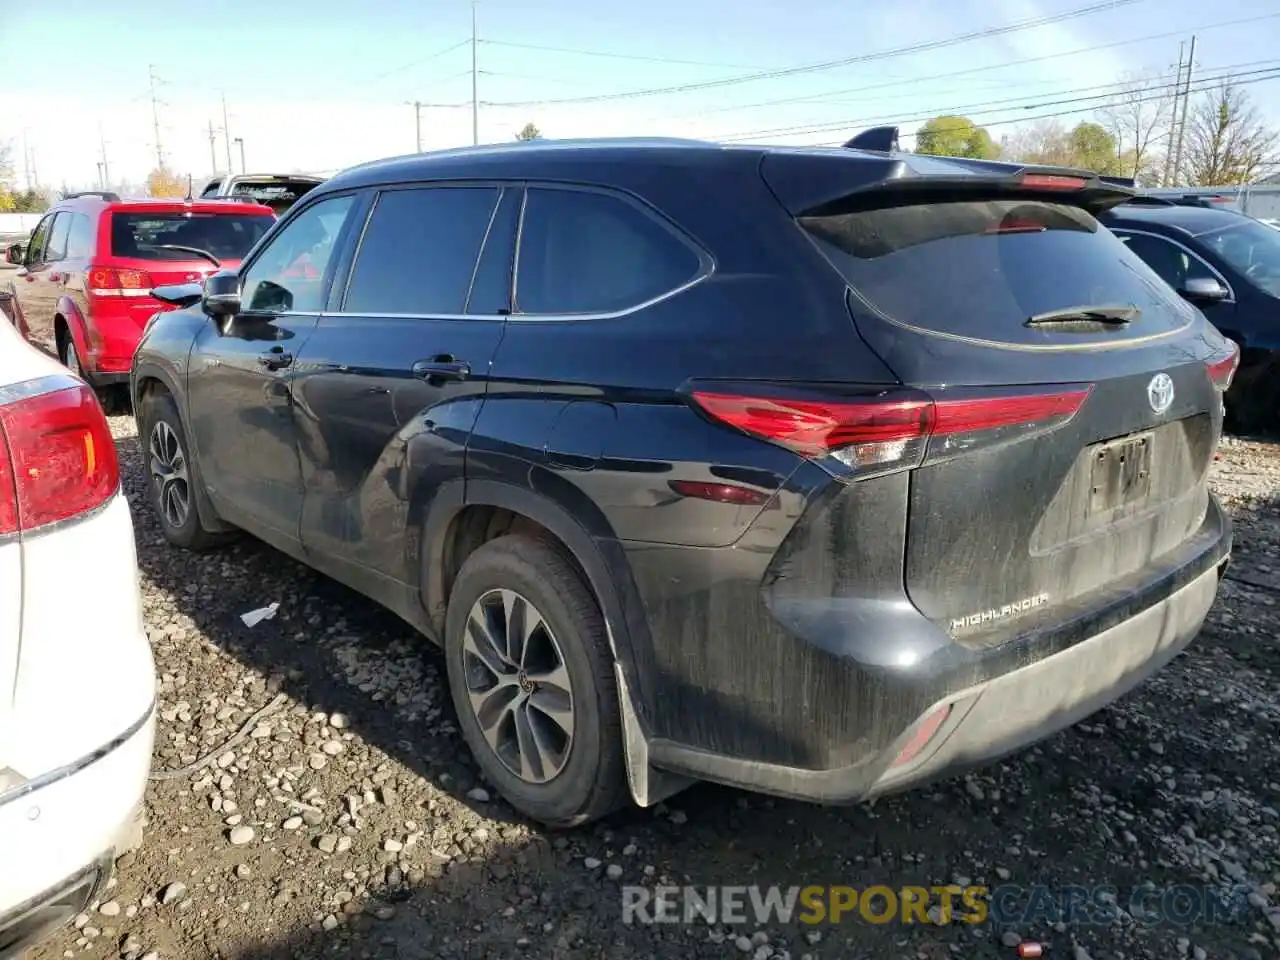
left=0, top=377, right=120, bottom=536
left=1207, top=341, right=1240, bottom=391
left=688, top=383, right=1091, bottom=480
left=88, top=266, right=155, bottom=298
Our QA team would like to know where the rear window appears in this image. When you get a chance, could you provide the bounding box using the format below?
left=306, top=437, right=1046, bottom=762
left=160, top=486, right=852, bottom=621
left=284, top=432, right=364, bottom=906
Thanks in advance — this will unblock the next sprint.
left=109, top=213, right=271, bottom=262
left=800, top=200, right=1196, bottom=342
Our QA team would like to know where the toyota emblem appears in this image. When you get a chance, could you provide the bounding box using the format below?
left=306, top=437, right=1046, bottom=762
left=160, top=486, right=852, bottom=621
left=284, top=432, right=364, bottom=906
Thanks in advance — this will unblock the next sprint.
left=1147, top=373, right=1174, bottom=414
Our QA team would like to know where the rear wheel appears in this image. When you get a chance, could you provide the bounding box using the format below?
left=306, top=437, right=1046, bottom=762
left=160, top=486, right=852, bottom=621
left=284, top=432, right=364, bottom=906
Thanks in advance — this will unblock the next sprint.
left=137, top=391, right=226, bottom=551
left=444, top=534, right=628, bottom=828
left=58, top=332, right=82, bottom=379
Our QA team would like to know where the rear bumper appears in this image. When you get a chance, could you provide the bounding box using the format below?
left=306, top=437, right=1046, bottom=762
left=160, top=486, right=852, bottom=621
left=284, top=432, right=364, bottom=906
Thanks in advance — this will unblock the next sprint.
left=0, top=703, right=153, bottom=956
left=644, top=494, right=1230, bottom=803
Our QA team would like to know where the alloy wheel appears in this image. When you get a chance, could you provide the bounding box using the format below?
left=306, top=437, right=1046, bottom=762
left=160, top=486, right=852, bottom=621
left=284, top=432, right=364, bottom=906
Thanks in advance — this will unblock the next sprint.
left=461, top=588, right=575, bottom=784
left=149, top=420, right=191, bottom=530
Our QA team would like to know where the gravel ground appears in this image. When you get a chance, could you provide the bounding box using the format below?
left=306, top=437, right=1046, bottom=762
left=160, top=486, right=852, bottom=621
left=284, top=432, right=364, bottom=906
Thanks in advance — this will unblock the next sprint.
left=29, top=417, right=1280, bottom=960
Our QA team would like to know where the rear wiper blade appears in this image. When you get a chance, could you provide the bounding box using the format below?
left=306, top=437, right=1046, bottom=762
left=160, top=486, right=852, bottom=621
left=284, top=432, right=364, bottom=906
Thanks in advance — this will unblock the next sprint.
left=155, top=244, right=222, bottom=268
left=1025, top=305, right=1139, bottom=327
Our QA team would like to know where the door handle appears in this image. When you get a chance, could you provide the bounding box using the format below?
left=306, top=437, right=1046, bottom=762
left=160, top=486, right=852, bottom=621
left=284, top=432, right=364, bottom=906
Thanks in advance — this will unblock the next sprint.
left=258, top=349, right=294, bottom=371
left=412, top=358, right=471, bottom=383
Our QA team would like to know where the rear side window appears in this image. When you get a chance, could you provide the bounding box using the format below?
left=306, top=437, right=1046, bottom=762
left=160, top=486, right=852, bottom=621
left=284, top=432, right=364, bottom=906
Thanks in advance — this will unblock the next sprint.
left=66, top=214, right=96, bottom=259
left=109, top=213, right=272, bottom=262
left=801, top=200, right=1195, bottom=343
left=343, top=186, right=499, bottom=315
left=515, top=187, right=701, bottom=315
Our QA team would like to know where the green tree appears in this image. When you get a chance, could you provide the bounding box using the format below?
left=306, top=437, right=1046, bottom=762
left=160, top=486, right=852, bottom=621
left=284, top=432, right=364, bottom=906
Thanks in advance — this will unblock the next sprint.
left=914, top=115, right=999, bottom=159
left=515, top=122, right=542, bottom=141
left=0, top=140, right=15, bottom=212
left=10, top=190, right=49, bottom=213
left=1067, top=121, right=1121, bottom=174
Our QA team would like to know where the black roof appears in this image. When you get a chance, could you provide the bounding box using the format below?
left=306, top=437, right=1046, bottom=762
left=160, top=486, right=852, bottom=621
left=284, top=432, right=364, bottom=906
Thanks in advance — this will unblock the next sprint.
left=1100, top=202, right=1254, bottom=236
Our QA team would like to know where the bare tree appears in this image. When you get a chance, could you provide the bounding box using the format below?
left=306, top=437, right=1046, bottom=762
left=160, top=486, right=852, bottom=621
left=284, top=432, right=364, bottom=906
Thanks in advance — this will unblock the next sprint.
left=1181, top=81, right=1280, bottom=186
left=1002, top=120, right=1073, bottom=166
left=1102, top=70, right=1175, bottom=184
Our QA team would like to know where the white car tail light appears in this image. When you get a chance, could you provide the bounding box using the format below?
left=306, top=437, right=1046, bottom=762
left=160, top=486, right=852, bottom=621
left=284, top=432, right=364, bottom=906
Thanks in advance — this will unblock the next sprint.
left=0, top=376, right=120, bottom=536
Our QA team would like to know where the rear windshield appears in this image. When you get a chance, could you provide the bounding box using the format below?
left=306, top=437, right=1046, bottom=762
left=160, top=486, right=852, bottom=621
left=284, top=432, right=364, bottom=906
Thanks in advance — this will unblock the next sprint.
left=226, top=179, right=321, bottom=214
left=800, top=200, right=1195, bottom=341
left=110, top=213, right=271, bottom=262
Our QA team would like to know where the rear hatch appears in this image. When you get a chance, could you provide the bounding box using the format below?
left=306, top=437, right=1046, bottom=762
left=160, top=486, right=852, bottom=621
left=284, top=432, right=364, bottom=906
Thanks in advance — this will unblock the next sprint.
left=99, top=203, right=274, bottom=324
left=772, top=156, right=1236, bottom=644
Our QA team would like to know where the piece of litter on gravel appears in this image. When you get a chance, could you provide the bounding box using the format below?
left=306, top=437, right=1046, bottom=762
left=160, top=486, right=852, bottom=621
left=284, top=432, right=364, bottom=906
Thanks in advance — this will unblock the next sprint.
left=240, top=602, right=280, bottom=628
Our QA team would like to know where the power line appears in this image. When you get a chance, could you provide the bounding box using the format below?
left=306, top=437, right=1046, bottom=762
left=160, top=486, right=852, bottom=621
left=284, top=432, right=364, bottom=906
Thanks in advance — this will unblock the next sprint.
left=715, top=59, right=1280, bottom=143
left=784, top=68, right=1280, bottom=146
left=365, top=38, right=471, bottom=86
left=476, top=38, right=768, bottom=70
left=659, top=10, right=1280, bottom=124
left=478, top=0, right=1142, bottom=108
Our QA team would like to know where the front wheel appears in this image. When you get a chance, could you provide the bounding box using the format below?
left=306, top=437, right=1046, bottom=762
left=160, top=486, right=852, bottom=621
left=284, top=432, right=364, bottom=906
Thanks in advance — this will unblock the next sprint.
left=137, top=391, right=226, bottom=551
left=444, top=534, right=628, bottom=828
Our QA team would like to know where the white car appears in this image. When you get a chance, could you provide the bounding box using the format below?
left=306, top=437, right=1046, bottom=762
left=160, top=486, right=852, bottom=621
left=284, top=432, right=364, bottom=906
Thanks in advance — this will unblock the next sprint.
left=0, top=316, right=154, bottom=954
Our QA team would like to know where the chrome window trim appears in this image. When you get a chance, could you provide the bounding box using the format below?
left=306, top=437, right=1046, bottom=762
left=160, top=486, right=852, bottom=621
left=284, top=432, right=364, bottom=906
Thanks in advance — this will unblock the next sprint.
left=1112, top=227, right=1236, bottom=303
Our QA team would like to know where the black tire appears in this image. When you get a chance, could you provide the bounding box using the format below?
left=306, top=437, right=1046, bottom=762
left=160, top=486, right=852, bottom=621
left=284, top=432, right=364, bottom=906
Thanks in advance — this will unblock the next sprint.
left=444, top=534, right=628, bottom=828
left=59, top=332, right=83, bottom=379
left=136, top=390, right=227, bottom=551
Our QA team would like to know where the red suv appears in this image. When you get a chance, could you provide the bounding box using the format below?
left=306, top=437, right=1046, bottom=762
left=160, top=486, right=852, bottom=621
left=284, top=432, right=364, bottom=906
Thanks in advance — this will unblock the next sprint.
left=3, top=191, right=275, bottom=398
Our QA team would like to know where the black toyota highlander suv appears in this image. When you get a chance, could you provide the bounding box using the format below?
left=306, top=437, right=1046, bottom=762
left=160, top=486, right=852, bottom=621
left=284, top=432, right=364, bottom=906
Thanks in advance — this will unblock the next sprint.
left=130, top=127, right=1236, bottom=827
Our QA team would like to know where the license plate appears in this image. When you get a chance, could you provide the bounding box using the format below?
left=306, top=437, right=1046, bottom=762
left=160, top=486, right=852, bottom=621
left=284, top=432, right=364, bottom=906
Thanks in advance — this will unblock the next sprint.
left=1089, top=432, right=1153, bottom=513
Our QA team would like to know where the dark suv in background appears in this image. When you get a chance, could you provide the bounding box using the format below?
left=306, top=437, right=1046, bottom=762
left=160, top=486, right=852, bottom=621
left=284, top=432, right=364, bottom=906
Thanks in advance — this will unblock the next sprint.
left=1099, top=200, right=1280, bottom=431
left=131, top=132, right=1235, bottom=827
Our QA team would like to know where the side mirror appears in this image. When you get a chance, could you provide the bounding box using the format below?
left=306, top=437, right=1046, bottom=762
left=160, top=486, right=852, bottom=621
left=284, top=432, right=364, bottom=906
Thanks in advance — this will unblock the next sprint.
left=4, top=244, right=25, bottom=265
left=1179, top=276, right=1229, bottom=303
left=202, top=270, right=241, bottom=317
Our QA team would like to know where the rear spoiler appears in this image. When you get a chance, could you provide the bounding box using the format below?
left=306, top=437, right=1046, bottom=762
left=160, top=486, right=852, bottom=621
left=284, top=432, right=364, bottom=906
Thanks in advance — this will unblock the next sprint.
left=762, top=124, right=1137, bottom=216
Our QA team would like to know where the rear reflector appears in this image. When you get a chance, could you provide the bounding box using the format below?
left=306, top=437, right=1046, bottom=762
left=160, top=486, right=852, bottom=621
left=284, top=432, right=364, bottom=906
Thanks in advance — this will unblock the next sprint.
left=890, top=704, right=950, bottom=768
left=88, top=266, right=155, bottom=299
left=688, top=384, right=1091, bottom=479
left=0, top=377, right=120, bottom=536
left=1207, top=341, right=1240, bottom=391
left=668, top=480, right=772, bottom=506
left=1019, top=173, right=1087, bottom=191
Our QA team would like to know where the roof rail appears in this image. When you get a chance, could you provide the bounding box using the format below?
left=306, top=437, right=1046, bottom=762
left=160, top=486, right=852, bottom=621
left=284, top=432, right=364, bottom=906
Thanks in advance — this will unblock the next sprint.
left=65, top=190, right=121, bottom=202
left=842, top=125, right=900, bottom=154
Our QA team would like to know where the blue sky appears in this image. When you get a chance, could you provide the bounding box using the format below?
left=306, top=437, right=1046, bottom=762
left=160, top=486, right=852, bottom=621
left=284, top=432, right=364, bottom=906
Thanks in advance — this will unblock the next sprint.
left=2, top=0, right=1278, bottom=188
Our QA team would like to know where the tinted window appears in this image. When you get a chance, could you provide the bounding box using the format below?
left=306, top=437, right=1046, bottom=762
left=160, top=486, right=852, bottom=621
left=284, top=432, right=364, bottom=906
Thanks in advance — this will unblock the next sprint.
left=1196, top=218, right=1280, bottom=298
left=344, top=186, right=499, bottom=315
left=110, top=213, right=272, bottom=262
left=515, top=188, right=701, bottom=315
left=45, top=213, right=72, bottom=262
left=25, top=214, right=54, bottom=264
left=65, top=213, right=96, bottom=259
left=242, top=194, right=355, bottom=314
left=1116, top=233, right=1218, bottom=292
left=801, top=200, right=1195, bottom=344
left=466, top=188, right=521, bottom=315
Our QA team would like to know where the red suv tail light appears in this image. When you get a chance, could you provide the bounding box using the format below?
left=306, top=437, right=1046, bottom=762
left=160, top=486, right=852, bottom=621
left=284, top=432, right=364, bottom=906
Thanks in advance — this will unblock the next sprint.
left=88, top=266, right=155, bottom=298
left=688, top=382, right=1092, bottom=480
left=0, top=377, right=120, bottom=536
left=1206, top=341, right=1240, bottom=391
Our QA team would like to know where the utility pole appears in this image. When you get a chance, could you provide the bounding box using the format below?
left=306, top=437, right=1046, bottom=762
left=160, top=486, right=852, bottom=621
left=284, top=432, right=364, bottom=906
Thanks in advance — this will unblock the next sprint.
left=234, top=138, right=246, bottom=173
left=406, top=101, right=424, bottom=151
left=1161, top=43, right=1184, bottom=187
left=99, top=126, right=110, bottom=188
left=21, top=131, right=31, bottom=191
left=222, top=93, right=234, bottom=174
left=1171, top=34, right=1196, bottom=187
left=96, top=162, right=105, bottom=190
left=471, top=0, right=479, bottom=146
left=208, top=120, right=219, bottom=174
left=148, top=64, right=165, bottom=169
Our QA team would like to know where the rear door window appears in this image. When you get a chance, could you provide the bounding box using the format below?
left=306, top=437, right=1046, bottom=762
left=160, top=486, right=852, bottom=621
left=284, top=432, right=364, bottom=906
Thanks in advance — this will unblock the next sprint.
left=109, top=213, right=272, bottom=262
left=514, top=187, right=701, bottom=315
left=342, top=186, right=499, bottom=315
left=65, top=213, right=96, bottom=259
left=800, top=200, right=1196, bottom=345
